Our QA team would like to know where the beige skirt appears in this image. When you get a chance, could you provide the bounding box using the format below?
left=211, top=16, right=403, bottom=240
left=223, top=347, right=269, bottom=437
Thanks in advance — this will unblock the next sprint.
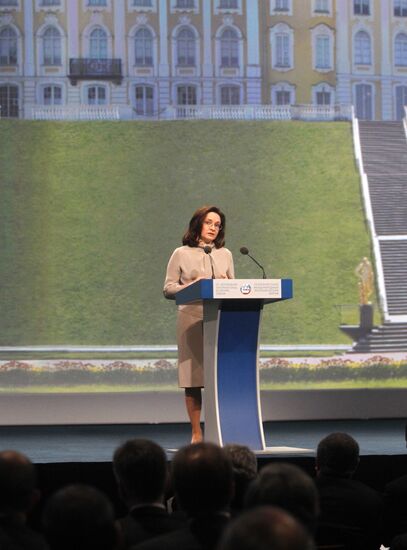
left=176, top=304, right=204, bottom=388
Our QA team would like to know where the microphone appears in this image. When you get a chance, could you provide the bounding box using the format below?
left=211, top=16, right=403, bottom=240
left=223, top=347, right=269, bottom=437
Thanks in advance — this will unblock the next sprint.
left=240, top=247, right=267, bottom=279
left=204, top=246, right=215, bottom=279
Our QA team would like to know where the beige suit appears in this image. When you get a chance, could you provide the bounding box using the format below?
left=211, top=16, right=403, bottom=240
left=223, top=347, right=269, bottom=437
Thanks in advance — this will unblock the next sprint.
left=163, top=245, right=234, bottom=387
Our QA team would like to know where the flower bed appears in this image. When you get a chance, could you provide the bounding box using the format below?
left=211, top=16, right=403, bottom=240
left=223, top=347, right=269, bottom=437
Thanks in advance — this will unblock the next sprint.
left=0, top=356, right=406, bottom=390
left=259, top=355, right=407, bottom=383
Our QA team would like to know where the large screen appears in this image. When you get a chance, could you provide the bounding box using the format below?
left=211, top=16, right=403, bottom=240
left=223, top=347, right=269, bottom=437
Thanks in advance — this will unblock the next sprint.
left=0, top=119, right=405, bottom=396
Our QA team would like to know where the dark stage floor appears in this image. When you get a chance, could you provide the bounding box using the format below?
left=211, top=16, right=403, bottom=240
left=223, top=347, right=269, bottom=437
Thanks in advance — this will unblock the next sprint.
left=0, top=418, right=406, bottom=463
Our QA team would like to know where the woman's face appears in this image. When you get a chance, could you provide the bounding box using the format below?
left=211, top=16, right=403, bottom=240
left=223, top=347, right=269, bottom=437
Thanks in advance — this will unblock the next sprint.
left=200, top=211, right=222, bottom=244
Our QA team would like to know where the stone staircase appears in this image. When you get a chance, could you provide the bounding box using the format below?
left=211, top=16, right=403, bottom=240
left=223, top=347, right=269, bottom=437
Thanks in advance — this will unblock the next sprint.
left=352, top=121, right=407, bottom=352
left=379, top=240, right=407, bottom=316
left=368, top=175, right=407, bottom=235
left=352, top=322, right=407, bottom=353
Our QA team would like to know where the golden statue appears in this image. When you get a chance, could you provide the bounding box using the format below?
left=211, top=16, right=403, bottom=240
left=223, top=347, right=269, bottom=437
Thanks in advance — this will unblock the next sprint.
left=355, top=257, right=374, bottom=305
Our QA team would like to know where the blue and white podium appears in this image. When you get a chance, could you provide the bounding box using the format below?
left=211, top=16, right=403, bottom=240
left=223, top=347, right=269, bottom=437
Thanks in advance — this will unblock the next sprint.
left=176, top=278, right=293, bottom=451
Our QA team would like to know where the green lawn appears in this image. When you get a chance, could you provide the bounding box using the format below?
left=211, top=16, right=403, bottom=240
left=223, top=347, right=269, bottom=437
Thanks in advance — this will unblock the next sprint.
left=1, top=378, right=407, bottom=393
left=0, top=120, right=372, bottom=345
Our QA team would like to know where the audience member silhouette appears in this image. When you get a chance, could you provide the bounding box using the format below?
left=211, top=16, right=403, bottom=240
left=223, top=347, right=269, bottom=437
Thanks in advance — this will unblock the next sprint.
left=245, top=462, right=319, bottom=536
left=43, top=484, right=118, bottom=550
left=391, top=533, right=407, bottom=550
left=0, top=449, right=47, bottom=550
left=113, top=438, right=185, bottom=546
left=218, top=506, right=314, bottom=550
left=223, top=444, right=257, bottom=515
left=382, top=423, right=407, bottom=544
left=135, top=442, right=234, bottom=550
left=315, top=432, right=383, bottom=550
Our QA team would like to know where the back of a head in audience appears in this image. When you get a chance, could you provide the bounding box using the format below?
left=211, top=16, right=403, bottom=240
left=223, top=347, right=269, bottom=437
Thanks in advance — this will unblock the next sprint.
left=392, top=534, right=407, bottom=550
left=43, top=484, right=118, bottom=550
left=223, top=444, right=257, bottom=512
left=316, top=432, right=360, bottom=478
left=218, top=506, right=314, bottom=550
left=245, top=462, right=319, bottom=534
left=113, top=438, right=167, bottom=506
left=172, top=442, right=234, bottom=517
left=0, top=450, right=38, bottom=517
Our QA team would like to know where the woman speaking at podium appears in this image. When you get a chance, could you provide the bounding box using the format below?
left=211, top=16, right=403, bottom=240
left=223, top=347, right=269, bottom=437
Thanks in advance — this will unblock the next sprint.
left=163, top=205, right=234, bottom=443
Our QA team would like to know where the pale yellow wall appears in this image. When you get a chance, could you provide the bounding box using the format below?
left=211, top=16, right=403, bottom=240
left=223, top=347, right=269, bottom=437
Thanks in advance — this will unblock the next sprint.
left=263, top=0, right=336, bottom=104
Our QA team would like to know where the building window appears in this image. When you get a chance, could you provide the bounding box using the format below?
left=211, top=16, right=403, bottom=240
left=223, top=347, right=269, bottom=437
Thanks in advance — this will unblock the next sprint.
left=220, top=85, right=240, bottom=105
left=275, top=0, right=289, bottom=11
left=175, top=0, right=194, bottom=8
left=355, top=82, right=373, bottom=119
left=314, top=0, right=329, bottom=13
left=43, top=85, right=62, bottom=105
left=87, top=0, right=107, bottom=5
left=395, top=85, right=407, bottom=119
left=276, top=33, right=290, bottom=67
left=177, top=85, right=196, bottom=105
left=0, top=27, right=17, bottom=66
left=89, top=28, right=108, bottom=59
left=354, top=30, right=371, bottom=65
left=0, top=84, right=18, bottom=117
left=219, top=0, right=238, bottom=7
left=134, top=27, right=153, bottom=66
left=87, top=85, right=107, bottom=104
left=313, top=82, right=334, bottom=105
left=395, top=0, right=407, bottom=16
left=272, top=82, right=295, bottom=104
left=395, top=33, right=407, bottom=66
left=220, top=28, right=239, bottom=67
left=316, top=89, right=331, bottom=105
left=41, top=0, right=61, bottom=5
left=133, top=0, right=152, bottom=5
left=43, top=27, right=61, bottom=66
left=135, top=85, right=154, bottom=115
left=0, top=0, right=18, bottom=5
left=176, top=27, right=195, bottom=66
left=354, top=0, right=370, bottom=15
left=276, top=90, right=291, bottom=105
left=315, top=35, right=330, bottom=69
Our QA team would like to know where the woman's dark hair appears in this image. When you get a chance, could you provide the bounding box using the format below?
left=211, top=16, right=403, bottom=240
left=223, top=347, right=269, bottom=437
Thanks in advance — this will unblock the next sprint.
left=182, top=205, right=226, bottom=248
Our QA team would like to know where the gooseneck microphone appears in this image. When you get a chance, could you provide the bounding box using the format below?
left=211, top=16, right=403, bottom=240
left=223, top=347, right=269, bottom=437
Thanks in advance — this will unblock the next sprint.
left=204, top=246, right=215, bottom=279
left=240, top=247, right=268, bottom=279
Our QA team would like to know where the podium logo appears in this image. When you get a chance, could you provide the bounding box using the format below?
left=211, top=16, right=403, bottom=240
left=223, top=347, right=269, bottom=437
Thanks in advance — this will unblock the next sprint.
left=240, top=283, right=252, bottom=295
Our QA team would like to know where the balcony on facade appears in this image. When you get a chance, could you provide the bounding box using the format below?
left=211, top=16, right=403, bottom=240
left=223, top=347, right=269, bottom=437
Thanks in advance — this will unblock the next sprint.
left=68, top=58, right=122, bottom=85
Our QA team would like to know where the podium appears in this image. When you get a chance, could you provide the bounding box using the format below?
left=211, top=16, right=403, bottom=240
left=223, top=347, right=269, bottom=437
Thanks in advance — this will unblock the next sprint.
left=176, top=278, right=293, bottom=451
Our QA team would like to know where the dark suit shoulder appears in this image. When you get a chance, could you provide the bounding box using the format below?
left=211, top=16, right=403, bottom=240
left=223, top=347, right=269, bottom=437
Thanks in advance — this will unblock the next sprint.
left=385, top=474, right=407, bottom=496
left=0, top=521, right=48, bottom=550
left=131, top=527, right=200, bottom=550
left=118, top=506, right=185, bottom=547
left=132, top=515, right=229, bottom=550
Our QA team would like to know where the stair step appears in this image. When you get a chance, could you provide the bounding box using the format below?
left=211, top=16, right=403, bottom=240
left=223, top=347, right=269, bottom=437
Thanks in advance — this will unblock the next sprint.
left=357, top=121, right=407, bottom=342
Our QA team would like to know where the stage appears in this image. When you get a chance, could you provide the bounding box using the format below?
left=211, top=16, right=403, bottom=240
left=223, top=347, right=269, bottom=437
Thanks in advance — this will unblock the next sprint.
left=1, top=418, right=406, bottom=463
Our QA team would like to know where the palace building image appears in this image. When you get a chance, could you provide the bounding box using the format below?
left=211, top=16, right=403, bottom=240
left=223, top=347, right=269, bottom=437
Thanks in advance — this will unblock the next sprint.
left=0, top=0, right=407, bottom=120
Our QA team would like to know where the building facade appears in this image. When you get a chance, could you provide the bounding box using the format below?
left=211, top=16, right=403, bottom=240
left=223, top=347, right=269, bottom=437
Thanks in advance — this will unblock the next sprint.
left=337, top=0, right=407, bottom=121
left=0, top=0, right=406, bottom=120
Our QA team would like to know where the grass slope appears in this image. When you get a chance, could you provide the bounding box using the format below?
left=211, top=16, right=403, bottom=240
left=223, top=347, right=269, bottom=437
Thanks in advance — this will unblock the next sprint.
left=0, top=120, right=372, bottom=345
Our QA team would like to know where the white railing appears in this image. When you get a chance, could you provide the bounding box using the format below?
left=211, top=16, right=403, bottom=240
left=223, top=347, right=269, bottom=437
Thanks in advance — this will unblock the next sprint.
left=291, top=104, right=353, bottom=121
left=27, top=103, right=353, bottom=122
left=31, top=104, right=120, bottom=121
left=351, top=108, right=389, bottom=320
left=164, top=103, right=352, bottom=121
left=403, top=106, right=407, bottom=138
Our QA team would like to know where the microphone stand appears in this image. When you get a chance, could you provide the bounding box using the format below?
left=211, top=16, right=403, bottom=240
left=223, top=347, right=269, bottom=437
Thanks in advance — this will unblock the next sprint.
left=204, top=246, right=215, bottom=279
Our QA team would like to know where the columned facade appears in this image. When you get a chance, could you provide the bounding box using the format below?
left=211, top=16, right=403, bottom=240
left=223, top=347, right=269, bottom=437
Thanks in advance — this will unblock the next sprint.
left=1, top=0, right=407, bottom=120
